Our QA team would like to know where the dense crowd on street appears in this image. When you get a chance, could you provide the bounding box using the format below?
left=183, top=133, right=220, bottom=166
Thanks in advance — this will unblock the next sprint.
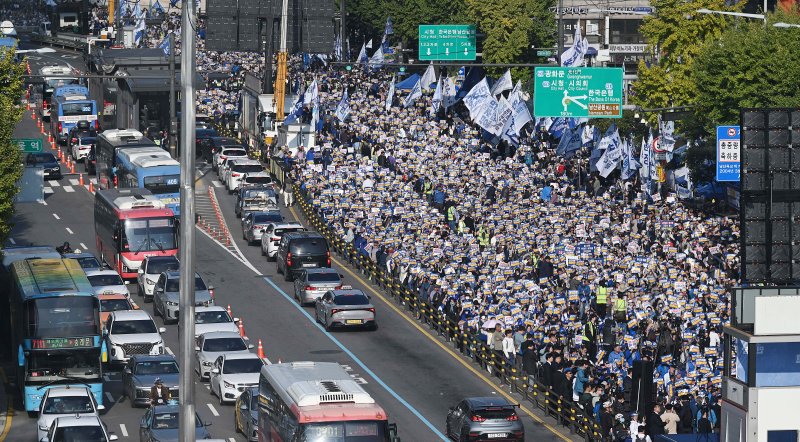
left=0, top=0, right=49, bottom=27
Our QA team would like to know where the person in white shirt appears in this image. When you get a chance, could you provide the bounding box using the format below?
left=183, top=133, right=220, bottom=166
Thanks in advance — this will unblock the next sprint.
left=630, top=412, right=642, bottom=439
left=709, top=327, right=721, bottom=349
left=502, top=329, right=516, bottom=366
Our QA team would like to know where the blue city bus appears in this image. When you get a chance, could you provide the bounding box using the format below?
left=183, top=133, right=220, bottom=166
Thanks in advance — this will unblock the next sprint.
left=50, top=85, right=98, bottom=145
left=116, top=146, right=180, bottom=216
left=9, top=258, right=105, bottom=412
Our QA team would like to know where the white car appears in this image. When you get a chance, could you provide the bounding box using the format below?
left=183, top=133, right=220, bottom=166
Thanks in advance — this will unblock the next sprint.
left=41, top=415, right=118, bottom=442
left=136, top=255, right=179, bottom=301
left=195, top=331, right=253, bottom=380
left=70, top=135, right=96, bottom=161
left=209, top=353, right=264, bottom=405
left=85, top=269, right=130, bottom=298
left=194, top=306, right=239, bottom=338
left=226, top=159, right=264, bottom=193
left=239, top=171, right=272, bottom=188
left=37, top=386, right=104, bottom=441
left=260, top=222, right=306, bottom=260
left=104, top=310, right=166, bottom=365
left=214, top=146, right=248, bottom=172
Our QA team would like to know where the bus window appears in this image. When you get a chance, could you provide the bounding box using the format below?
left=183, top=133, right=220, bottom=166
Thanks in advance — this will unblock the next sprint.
left=122, top=218, right=177, bottom=252
left=25, top=296, right=100, bottom=337
left=143, top=175, right=180, bottom=195
left=62, top=102, right=94, bottom=117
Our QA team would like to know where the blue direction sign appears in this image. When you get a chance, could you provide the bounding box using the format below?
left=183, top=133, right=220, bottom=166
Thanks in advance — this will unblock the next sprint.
left=716, top=125, right=740, bottom=182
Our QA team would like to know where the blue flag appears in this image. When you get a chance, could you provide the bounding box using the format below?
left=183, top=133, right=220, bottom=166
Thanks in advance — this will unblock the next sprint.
left=158, top=34, right=170, bottom=55
left=548, top=117, right=568, bottom=139
left=283, top=94, right=304, bottom=124
left=153, top=0, right=164, bottom=14
left=556, top=126, right=583, bottom=159
left=169, top=0, right=179, bottom=7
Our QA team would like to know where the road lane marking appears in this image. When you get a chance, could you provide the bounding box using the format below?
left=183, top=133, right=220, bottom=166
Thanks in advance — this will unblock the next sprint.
left=66, top=227, right=74, bottom=234
left=44, top=187, right=54, bottom=194
left=287, top=206, right=572, bottom=441
left=69, top=178, right=79, bottom=186
left=105, top=392, right=114, bottom=404
left=119, top=424, right=128, bottom=437
left=207, top=403, right=220, bottom=417
left=80, top=242, right=88, bottom=250
left=103, top=374, right=111, bottom=382
left=263, top=277, right=448, bottom=441
left=50, top=180, right=60, bottom=187
left=165, top=346, right=174, bottom=355
left=63, top=185, right=74, bottom=192
left=52, top=213, right=60, bottom=220
left=211, top=180, right=222, bottom=187
left=8, top=238, right=14, bottom=245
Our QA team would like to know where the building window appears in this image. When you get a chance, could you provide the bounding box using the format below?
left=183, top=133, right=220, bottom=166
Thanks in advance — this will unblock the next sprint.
left=610, top=19, right=644, bottom=44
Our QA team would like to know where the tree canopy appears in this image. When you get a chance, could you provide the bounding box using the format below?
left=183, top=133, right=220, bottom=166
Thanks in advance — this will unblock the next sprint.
left=0, top=47, right=26, bottom=244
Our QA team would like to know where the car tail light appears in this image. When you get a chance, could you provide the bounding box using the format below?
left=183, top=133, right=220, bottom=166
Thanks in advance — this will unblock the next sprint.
left=286, top=252, right=292, bottom=267
left=209, top=288, right=215, bottom=299
left=271, top=237, right=280, bottom=242
left=305, top=285, right=315, bottom=291
left=57, top=122, right=62, bottom=133
left=43, top=99, right=48, bottom=109
left=220, top=155, right=227, bottom=160
left=470, top=415, right=486, bottom=422
left=94, top=120, right=99, bottom=130
left=507, top=414, right=519, bottom=421
left=327, top=251, right=331, bottom=266
left=335, top=285, right=343, bottom=290
left=365, top=308, right=375, bottom=313
left=232, top=172, right=240, bottom=177
left=331, top=308, right=341, bottom=315
left=71, top=138, right=77, bottom=144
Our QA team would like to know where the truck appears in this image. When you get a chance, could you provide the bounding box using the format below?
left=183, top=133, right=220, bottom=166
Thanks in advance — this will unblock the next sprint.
left=238, top=71, right=297, bottom=153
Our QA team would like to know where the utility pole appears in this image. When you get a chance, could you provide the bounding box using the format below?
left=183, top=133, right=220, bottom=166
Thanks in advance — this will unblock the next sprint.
left=557, top=0, right=564, bottom=59
left=274, top=0, right=289, bottom=120
left=115, top=0, right=122, bottom=46
left=340, top=0, right=346, bottom=59
left=178, top=0, right=197, bottom=440
left=169, top=31, right=177, bottom=159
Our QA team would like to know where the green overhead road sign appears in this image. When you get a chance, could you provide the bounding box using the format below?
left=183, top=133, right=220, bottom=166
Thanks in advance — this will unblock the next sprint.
left=536, top=50, right=554, bottom=57
left=533, top=67, right=624, bottom=119
left=14, top=138, right=43, bottom=153
left=419, top=25, right=476, bottom=61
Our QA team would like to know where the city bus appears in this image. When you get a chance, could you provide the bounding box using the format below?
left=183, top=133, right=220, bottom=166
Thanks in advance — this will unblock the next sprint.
left=39, top=65, right=78, bottom=121
left=50, top=85, right=98, bottom=145
left=95, top=129, right=158, bottom=190
left=8, top=258, right=104, bottom=412
left=116, top=146, right=180, bottom=217
left=94, top=188, right=178, bottom=279
left=258, top=361, right=400, bottom=442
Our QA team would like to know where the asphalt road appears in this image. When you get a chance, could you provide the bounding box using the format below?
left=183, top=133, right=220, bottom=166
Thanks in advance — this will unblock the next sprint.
left=3, top=44, right=577, bottom=442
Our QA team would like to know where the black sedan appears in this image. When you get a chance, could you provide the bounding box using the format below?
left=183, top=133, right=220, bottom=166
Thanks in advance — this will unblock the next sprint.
left=121, top=355, right=180, bottom=407
left=26, top=152, right=61, bottom=179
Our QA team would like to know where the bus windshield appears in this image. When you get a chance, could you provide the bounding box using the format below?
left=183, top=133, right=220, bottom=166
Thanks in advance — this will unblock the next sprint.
left=25, top=297, right=100, bottom=338
left=61, top=102, right=94, bottom=116
left=122, top=218, right=177, bottom=252
left=143, top=174, right=180, bottom=195
left=299, top=421, right=388, bottom=442
left=27, top=348, right=101, bottom=381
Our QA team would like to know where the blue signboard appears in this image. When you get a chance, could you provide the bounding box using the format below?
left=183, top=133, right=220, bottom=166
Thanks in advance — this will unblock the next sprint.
left=716, top=125, right=740, bottom=182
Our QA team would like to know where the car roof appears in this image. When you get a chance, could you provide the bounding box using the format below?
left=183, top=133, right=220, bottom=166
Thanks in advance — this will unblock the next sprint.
left=195, top=306, right=226, bottom=313
left=464, top=397, right=515, bottom=409
left=242, top=171, right=269, bottom=176
left=249, top=210, right=281, bottom=216
left=329, top=289, right=366, bottom=297
left=284, top=231, right=325, bottom=240
left=201, top=331, right=242, bottom=340
left=163, top=270, right=201, bottom=279
left=53, top=415, right=103, bottom=427
left=146, top=255, right=179, bottom=263
left=130, top=354, right=177, bottom=363
left=45, top=385, right=93, bottom=397
left=267, top=222, right=303, bottom=229
left=111, top=310, right=153, bottom=321
left=229, top=159, right=260, bottom=165
left=98, top=293, right=129, bottom=300
left=223, top=352, right=259, bottom=361
left=85, top=269, right=123, bottom=277
left=304, top=267, right=339, bottom=275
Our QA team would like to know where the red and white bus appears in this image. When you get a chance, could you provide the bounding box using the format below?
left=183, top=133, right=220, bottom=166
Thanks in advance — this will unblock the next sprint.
left=258, top=361, right=400, bottom=442
left=94, top=188, right=178, bottom=279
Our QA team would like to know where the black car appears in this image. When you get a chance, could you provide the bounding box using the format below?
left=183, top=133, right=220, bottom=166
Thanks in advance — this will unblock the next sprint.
left=446, top=397, right=524, bottom=442
left=26, top=152, right=61, bottom=179
left=67, top=121, right=98, bottom=143
left=275, top=232, right=330, bottom=281
left=84, top=144, right=97, bottom=175
left=196, top=128, right=220, bottom=162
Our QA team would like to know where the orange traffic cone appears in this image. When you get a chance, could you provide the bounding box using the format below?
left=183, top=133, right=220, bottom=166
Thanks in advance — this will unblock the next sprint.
left=257, top=339, right=265, bottom=359
left=70, top=162, right=75, bottom=174
left=89, top=181, right=95, bottom=193
left=79, top=174, right=84, bottom=186
left=277, top=358, right=282, bottom=364
left=238, top=318, right=246, bottom=338
left=227, top=304, right=232, bottom=318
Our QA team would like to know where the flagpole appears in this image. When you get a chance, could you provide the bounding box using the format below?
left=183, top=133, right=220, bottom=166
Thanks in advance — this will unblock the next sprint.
left=557, top=0, right=564, bottom=58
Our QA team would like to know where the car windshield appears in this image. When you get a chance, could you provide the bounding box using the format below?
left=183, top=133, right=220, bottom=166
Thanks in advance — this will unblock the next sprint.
left=135, top=361, right=179, bottom=375
left=244, top=176, right=271, bottom=185
left=165, top=276, right=206, bottom=292
left=222, top=358, right=263, bottom=374
left=74, top=256, right=101, bottom=269
left=88, top=274, right=124, bottom=287
left=223, top=149, right=246, bottom=157
left=79, top=137, right=97, bottom=145
left=196, top=311, right=231, bottom=324
left=100, top=299, right=131, bottom=312
left=203, top=337, right=246, bottom=352
left=333, top=294, right=370, bottom=306
left=308, top=272, right=341, bottom=283
left=28, top=153, right=57, bottom=164
left=472, top=408, right=517, bottom=420
left=253, top=213, right=283, bottom=224
left=146, top=258, right=179, bottom=275
left=111, top=319, right=157, bottom=334
left=274, top=227, right=304, bottom=237
left=53, top=425, right=106, bottom=441
left=152, top=412, right=203, bottom=429
left=42, top=396, right=94, bottom=414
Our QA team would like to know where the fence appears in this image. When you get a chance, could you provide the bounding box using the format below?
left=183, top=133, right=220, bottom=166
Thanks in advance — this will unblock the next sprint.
left=295, top=186, right=605, bottom=441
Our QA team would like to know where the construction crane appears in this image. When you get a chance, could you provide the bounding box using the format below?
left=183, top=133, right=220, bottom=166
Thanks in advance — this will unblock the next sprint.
left=274, top=0, right=289, bottom=120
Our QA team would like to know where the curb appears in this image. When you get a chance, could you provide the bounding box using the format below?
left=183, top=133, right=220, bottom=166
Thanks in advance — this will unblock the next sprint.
left=0, top=367, right=11, bottom=441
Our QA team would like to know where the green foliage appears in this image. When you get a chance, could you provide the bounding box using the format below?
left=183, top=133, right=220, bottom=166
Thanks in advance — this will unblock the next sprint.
left=590, top=111, right=649, bottom=144
left=0, top=47, right=25, bottom=245
left=631, top=0, right=739, bottom=122
left=684, top=141, right=715, bottom=184
left=692, top=14, right=800, bottom=133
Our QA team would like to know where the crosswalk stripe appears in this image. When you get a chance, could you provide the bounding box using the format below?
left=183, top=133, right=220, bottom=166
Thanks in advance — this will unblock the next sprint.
left=211, top=180, right=222, bottom=187
left=50, top=180, right=60, bottom=187
left=44, top=187, right=53, bottom=193
left=63, top=185, right=74, bottom=192
left=69, top=178, right=79, bottom=186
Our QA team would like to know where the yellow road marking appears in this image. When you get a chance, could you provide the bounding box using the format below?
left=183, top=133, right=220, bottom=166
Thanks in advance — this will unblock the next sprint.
left=288, top=206, right=572, bottom=442
left=0, top=368, right=11, bottom=442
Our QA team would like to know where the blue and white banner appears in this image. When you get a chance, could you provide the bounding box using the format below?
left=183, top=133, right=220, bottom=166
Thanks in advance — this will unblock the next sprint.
left=463, top=77, right=491, bottom=120
left=560, top=25, right=588, bottom=67
left=303, top=79, right=318, bottom=105
left=442, top=77, right=458, bottom=109
left=384, top=16, right=393, bottom=36
left=548, top=117, right=568, bottom=139
left=335, top=89, right=350, bottom=121
left=357, top=43, right=367, bottom=64
left=283, top=94, right=304, bottom=124
left=334, top=34, right=343, bottom=61
left=621, top=139, right=640, bottom=180
left=475, top=97, right=500, bottom=134
left=640, top=134, right=651, bottom=181
left=430, top=78, right=442, bottom=116
left=368, top=47, right=384, bottom=68
left=490, top=69, right=513, bottom=96
left=403, top=79, right=422, bottom=108
left=366, top=39, right=373, bottom=49
left=158, top=33, right=171, bottom=55
left=596, top=125, right=623, bottom=177
left=421, top=63, right=437, bottom=91
left=658, top=115, right=676, bottom=152
left=556, top=125, right=583, bottom=159
left=385, top=76, right=395, bottom=112
left=510, top=91, right=532, bottom=135
left=153, top=0, right=164, bottom=13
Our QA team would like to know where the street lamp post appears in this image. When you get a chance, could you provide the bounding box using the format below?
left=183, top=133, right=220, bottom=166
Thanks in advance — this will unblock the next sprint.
left=773, top=22, right=800, bottom=28
left=696, top=8, right=766, bottom=24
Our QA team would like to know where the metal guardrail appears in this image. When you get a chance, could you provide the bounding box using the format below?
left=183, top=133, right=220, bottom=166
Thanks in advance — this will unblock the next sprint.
left=294, top=187, right=606, bottom=442
left=28, top=33, right=88, bottom=52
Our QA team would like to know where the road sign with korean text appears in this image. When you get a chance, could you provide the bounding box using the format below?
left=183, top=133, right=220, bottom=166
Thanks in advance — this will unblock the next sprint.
left=418, top=25, right=476, bottom=61
left=716, top=125, right=740, bottom=182
left=533, top=67, right=624, bottom=118
left=14, top=138, right=43, bottom=153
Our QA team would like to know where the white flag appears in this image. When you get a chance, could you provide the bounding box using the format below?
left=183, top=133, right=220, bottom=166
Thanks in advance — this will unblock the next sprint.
left=442, top=77, right=458, bottom=109
left=369, top=47, right=384, bottom=68
left=640, top=134, right=651, bottom=181
left=385, top=76, right=395, bottom=112
left=490, top=69, right=513, bottom=96
left=509, top=91, right=532, bottom=135
left=357, top=43, right=367, bottom=64
left=463, top=77, right=491, bottom=120
left=659, top=115, right=676, bottom=152
left=303, top=79, right=318, bottom=105
left=560, top=25, right=588, bottom=67
left=366, top=39, right=373, bottom=49
left=430, top=78, right=442, bottom=116
left=490, top=96, right=514, bottom=136
left=476, top=97, right=500, bottom=133
left=581, top=125, right=595, bottom=145
left=335, top=88, right=350, bottom=121
left=403, top=79, right=422, bottom=108
left=420, top=63, right=437, bottom=92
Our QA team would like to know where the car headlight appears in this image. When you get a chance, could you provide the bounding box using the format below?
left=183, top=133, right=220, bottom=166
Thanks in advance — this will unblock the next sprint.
left=223, top=381, right=234, bottom=388
left=166, top=301, right=178, bottom=306
left=202, top=361, right=212, bottom=367
left=39, top=424, right=49, bottom=431
left=146, top=278, right=157, bottom=285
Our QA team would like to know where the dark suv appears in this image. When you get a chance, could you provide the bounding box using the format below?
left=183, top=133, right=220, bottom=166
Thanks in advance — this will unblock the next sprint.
left=275, top=232, right=330, bottom=281
left=445, top=397, right=524, bottom=441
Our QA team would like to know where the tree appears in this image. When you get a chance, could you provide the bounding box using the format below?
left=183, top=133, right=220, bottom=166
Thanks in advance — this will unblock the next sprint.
left=631, top=0, right=740, bottom=123
left=692, top=14, right=800, bottom=133
left=0, top=47, right=26, bottom=244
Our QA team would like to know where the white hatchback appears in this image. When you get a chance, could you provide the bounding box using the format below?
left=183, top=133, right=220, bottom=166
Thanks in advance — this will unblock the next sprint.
left=37, top=386, right=104, bottom=441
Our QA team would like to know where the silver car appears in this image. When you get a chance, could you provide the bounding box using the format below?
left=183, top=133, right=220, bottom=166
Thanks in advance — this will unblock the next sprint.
left=194, top=306, right=239, bottom=338
left=194, top=331, right=253, bottom=380
left=153, top=271, right=214, bottom=324
left=121, top=355, right=180, bottom=407
left=85, top=269, right=130, bottom=297
left=293, top=268, right=346, bottom=305
left=314, top=289, right=377, bottom=331
left=241, top=211, right=284, bottom=245
left=260, top=222, right=306, bottom=260
left=445, top=397, right=525, bottom=441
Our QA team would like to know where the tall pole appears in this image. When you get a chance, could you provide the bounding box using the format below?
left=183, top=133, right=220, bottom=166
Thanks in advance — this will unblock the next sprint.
left=178, top=0, right=197, bottom=440
left=169, top=32, right=177, bottom=159
left=274, top=0, right=289, bottom=120
left=340, top=0, right=346, bottom=58
left=557, top=0, right=564, bottom=59
left=115, top=0, right=122, bottom=46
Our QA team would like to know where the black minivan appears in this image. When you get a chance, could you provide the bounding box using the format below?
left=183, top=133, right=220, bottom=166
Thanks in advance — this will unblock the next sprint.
left=276, top=232, right=330, bottom=281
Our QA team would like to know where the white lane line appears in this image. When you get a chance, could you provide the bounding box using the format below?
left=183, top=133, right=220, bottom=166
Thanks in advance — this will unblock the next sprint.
left=119, top=423, right=128, bottom=437
left=105, top=392, right=114, bottom=404
left=207, top=403, right=220, bottom=417
left=211, top=180, right=222, bottom=187
left=41, top=200, right=48, bottom=205
left=66, top=227, right=74, bottom=235
left=80, top=242, right=88, bottom=250
left=229, top=438, right=236, bottom=442
left=50, top=180, right=60, bottom=187
left=63, top=185, right=75, bottom=192
left=103, top=374, right=111, bottom=382
left=44, top=187, right=54, bottom=194
left=205, top=385, right=210, bottom=390
left=52, top=213, right=60, bottom=220
left=69, top=178, right=79, bottom=186
left=8, top=237, right=15, bottom=245
left=165, top=346, right=174, bottom=355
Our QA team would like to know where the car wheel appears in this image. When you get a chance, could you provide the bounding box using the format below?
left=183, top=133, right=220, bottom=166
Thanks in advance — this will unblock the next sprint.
left=218, top=386, right=224, bottom=405
left=369, top=323, right=379, bottom=331
left=235, top=408, right=241, bottom=434
left=284, top=270, right=292, bottom=282
left=276, top=262, right=283, bottom=274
